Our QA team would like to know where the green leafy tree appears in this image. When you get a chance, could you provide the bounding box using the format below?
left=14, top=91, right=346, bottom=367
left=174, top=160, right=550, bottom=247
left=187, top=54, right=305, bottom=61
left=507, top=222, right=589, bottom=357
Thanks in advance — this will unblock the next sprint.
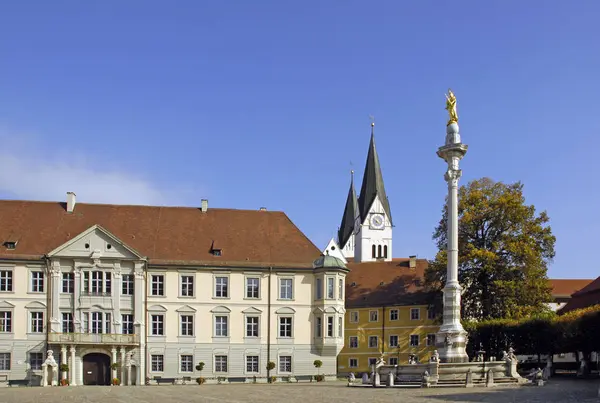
left=425, top=178, right=555, bottom=321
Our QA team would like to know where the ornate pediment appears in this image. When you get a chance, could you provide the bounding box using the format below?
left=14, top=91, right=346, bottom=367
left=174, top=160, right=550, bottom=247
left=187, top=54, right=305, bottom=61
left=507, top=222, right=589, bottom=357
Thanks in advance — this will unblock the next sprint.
left=47, top=225, right=144, bottom=260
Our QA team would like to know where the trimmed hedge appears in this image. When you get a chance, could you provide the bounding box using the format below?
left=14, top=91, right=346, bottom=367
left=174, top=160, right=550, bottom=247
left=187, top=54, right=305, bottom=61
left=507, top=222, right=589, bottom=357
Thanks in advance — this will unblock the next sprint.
left=463, top=305, right=600, bottom=360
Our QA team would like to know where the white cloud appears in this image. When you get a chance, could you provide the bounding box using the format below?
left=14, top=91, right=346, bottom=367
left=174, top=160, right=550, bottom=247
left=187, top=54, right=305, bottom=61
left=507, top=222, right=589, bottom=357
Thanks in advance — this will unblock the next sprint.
left=0, top=128, right=201, bottom=206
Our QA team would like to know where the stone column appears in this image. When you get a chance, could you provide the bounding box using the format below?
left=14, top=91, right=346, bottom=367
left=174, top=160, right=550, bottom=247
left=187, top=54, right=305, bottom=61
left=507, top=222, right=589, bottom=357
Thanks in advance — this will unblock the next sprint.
left=111, top=347, right=117, bottom=383
left=69, top=346, right=77, bottom=386
left=113, top=262, right=122, bottom=335
left=120, top=347, right=126, bottom=385
left=60, top=346, right=67, bottom=382
left=50, top=261, right=62, bottom=332
left=134, top=262, right=146, bottom=386
left=436, top=118, right=469, bottom=363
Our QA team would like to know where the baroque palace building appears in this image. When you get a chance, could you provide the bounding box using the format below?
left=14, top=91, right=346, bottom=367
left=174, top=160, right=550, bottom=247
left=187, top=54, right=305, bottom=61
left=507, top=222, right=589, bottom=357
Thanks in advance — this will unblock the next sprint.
left=0, top=195, right=347, bottom=386
left=323, top=123, right=438, bottom=375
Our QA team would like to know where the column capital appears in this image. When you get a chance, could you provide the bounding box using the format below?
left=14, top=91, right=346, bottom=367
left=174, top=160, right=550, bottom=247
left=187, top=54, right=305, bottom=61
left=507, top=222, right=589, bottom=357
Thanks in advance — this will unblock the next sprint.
left=444, top=169, right=462, bottom=185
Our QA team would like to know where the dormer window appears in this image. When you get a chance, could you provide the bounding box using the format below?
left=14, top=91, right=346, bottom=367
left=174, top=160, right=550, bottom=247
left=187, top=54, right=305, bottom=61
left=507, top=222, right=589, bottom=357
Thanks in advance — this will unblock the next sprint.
left=3, top=241, right=16, bottom=250
left=351, top=282, right=356, bottom=287
left=210, top=240, right=222, bottom=256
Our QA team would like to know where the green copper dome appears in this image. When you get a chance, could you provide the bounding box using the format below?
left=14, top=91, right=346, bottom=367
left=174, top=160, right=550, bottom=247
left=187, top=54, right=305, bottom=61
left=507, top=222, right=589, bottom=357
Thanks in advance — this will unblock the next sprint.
left=312, top=255, right=347, bottom=270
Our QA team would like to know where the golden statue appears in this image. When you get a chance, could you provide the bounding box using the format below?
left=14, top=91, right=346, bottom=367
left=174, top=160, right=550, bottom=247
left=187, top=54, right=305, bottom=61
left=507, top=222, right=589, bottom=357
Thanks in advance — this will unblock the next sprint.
left=445, top=88, right=458, bottom=126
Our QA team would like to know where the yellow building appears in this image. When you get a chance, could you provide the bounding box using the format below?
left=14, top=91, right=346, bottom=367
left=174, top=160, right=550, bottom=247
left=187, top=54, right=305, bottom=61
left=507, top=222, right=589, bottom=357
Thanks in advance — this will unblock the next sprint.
left=337, top=257, right=439, bottom=375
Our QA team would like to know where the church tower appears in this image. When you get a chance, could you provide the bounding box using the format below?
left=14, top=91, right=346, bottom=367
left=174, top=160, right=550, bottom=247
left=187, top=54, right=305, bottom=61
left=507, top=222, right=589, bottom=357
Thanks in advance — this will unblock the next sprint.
left=337, top=171, right=359, bottom=259
left=353, top=122, right=393, bottom=263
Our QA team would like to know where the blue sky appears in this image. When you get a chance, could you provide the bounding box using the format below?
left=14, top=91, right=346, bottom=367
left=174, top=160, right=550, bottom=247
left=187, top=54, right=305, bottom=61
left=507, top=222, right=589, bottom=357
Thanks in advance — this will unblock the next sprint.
left=0, top=1, right=598, bottom=279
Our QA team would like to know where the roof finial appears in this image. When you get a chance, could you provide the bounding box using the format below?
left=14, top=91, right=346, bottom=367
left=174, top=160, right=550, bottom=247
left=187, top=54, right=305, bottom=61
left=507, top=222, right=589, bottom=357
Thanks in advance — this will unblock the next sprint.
left=369, top=114, right=375, bottom=128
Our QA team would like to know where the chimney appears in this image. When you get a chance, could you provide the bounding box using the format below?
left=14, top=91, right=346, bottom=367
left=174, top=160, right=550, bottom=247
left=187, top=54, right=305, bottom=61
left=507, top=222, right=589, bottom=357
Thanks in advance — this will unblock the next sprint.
left=201, top=199, right=208, bottom=213
left=66, top=192, right=76, bottom=213
left=259, top=207, right=267, bottom=211
left=409, top=255, right=417, bottom=269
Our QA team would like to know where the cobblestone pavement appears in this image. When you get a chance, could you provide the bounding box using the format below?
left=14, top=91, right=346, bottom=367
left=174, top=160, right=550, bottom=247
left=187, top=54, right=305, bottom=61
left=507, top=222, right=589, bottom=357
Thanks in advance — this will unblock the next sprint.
left=0, top=379, right=598, bottom=403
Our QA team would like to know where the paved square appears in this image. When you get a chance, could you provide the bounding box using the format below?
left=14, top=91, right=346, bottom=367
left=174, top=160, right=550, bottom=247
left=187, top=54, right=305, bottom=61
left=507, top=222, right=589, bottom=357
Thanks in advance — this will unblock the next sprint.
left=0, top=379, right=598, bottom=403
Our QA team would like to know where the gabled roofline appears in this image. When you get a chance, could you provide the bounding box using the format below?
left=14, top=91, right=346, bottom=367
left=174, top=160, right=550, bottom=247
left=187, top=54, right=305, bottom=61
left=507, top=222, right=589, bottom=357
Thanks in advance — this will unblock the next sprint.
left=47, top=224, right=147, bottom=260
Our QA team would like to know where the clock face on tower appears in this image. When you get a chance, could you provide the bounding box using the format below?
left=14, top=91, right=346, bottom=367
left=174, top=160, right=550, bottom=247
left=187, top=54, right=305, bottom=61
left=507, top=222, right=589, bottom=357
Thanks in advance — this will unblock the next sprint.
left=370, top=214, right=385, bottom=230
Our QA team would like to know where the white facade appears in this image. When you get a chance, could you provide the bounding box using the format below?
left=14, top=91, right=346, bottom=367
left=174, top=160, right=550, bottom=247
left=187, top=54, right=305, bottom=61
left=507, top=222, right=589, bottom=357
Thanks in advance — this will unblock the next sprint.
left=354, top=195, right=393, bottom=263
left=0, top=224, right=346, bottom=386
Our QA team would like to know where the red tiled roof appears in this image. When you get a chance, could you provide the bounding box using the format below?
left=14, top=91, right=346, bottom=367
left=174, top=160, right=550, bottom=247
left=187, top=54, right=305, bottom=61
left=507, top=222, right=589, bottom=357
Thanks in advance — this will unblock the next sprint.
left=560, top=276, right=600, bottom=313
left=0, top=200, right=321, bottom=268
left=345, top=258, right=430, bottom=308
left=548, top=279, right=594, bottom=298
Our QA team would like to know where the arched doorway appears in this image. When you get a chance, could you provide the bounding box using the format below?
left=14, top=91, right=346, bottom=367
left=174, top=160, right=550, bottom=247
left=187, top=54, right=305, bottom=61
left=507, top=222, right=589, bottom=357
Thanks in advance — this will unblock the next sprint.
left=82, top=353, right=111, bottom=385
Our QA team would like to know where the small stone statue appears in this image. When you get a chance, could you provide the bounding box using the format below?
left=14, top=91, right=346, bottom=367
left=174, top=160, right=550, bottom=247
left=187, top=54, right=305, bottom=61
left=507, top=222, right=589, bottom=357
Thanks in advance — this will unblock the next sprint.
left=507, top=347, right=517, bottom=362
left=430, top=350, right=439, bottom=363
left=444, top=334, right=452, bottom=346
left=501, top=350, right=508, bottom=361
left=348, top=372, right=356, bottom=384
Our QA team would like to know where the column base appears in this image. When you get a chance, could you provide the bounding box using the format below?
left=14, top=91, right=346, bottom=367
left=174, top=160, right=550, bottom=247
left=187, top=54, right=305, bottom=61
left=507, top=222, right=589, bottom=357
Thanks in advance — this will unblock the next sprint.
left=436, top=329, right=469, bottom=363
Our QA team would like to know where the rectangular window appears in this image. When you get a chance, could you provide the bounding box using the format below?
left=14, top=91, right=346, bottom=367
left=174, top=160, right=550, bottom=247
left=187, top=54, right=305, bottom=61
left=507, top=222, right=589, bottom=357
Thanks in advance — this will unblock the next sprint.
left=30, top=352, right=43, bottom=370
left=369, top=310, right=378, bottom=322
left=83, top=272, right=89, bottom=293
left=350, top=311, right=359, bottom=323
left=410, top=308, right=420, bottom=320
left=368, top=358, right=377, bottom=367
left=349, top=358, right=358, bottom=368
left=0, top=271, right=12, bottom=292
left=122, top=314, right=134, bottom=335
left=338, top=279, right=343, bottom=300
left=82, top=312, right=89, bottom=333
left=180, top=275, right=194, bottom=297
left=151, top=275, right=164, bottom=296
left=122, top=274, right=134, bottom=295
left=151, top=315, right=164, bottom=336
left=31, top=271, right=44, bottom=292
left=279, top=317, right=292, bottom=338
left=62, top=273, right=74, bottom=293
left=0, top=311, right=11, bottom=332
left=31, top=312, right=44, bottom=333
left=279, top=356, right=292, bottom=373
left=0, top=353, right=10, bottom=370
left=389, top=335, right=399, bottom=347
left=180, top=355, right=193, bottom=372
left=279, top=278, right=293, bottom=299
left=338, top=316, right=342, bottom=335
left=62, top=312, right=74, bottom=333
left=91, top=312, right=103, bottom=334
left=327, top=316, right=334, bottom=337
left=389, top=357, right=398, bottom=366
left=246, top=355, right=259, bottom=373
left=215, top=355, right=228, bottom=372
left=91, top=271, right=103, bottom=294
left=315, top=317, right=322, bottom=337
left=349, top=336, right=358, bottom=348
left=105, top=312, right=111, bottom=334
left=105, top=272, right=111, bottom=294
left=245, top=316, right=259, bottom=337
left=410, top=334, right=419, bottom=347
left=215, top=277, right=228, bottom=298
left=246, top=277, right=260, bottom=298
left=215, top=316, right=228, bottom=337
left=368, top=336, right=378, bottom=348
left=427, top=308, right=436, bottom=320
left=327, top=277, right=334, bottom=299
left=181, top=315, right=194, bottom=336
left=151, top=355, right=164, bottom=372
left=389, top=309, right=399, bottom=321
left=427, top=334, right=436, bottom=347
left=316, top=278, right=322, bottom=299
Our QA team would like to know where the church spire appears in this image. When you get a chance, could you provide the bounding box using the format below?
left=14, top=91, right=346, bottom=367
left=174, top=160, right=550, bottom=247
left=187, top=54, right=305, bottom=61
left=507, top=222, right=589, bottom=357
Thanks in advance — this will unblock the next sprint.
left=357, top=121, right=393, bottom=224
left=337, top=170, right=358, bottom=248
